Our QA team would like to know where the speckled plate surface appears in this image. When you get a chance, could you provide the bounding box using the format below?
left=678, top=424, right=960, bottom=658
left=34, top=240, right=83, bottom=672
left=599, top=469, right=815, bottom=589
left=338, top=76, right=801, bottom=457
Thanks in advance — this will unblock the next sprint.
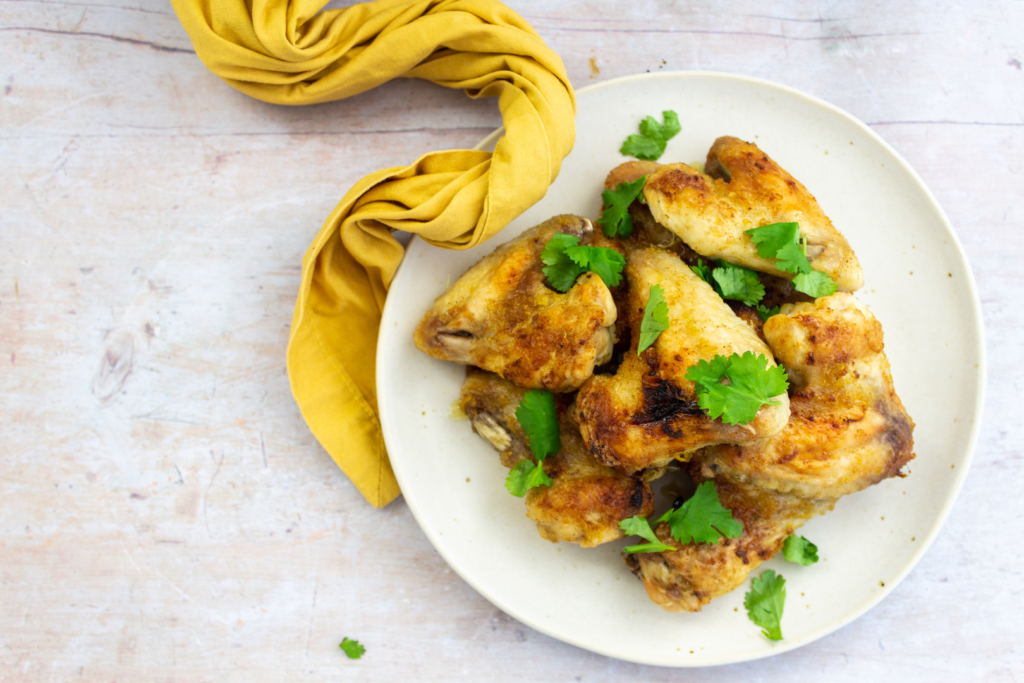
left=376, top=72, right=985, bottom=667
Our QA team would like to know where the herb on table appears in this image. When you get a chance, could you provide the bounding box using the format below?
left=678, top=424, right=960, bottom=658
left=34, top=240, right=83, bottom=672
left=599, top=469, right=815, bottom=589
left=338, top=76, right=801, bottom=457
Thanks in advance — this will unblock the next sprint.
left=657, top=481, right=744, bottom=545
left=745, top=222, right=838, bottom=298
left=620, top=110, right=681, bottom=161
left=541, top=233, right=625, bottom=292
left=598, top=177, right=647, bottom=238
left=782, top=535, right=819, bottom=566
left=685, top=351, right=789, bottom=425
left=505, top=390, right=560, bottom=497
left=637, top=284, right=669, bottom=355
left=745, top=570, right=786, bottom=641
left=619, top=515, right=678, bottom=554
left=339, top=637, right=365, bottom=660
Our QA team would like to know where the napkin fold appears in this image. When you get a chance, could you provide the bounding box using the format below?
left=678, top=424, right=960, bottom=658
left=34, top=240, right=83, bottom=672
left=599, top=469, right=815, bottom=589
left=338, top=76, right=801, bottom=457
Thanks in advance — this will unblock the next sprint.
left=170, top=0, right=577, bottom=506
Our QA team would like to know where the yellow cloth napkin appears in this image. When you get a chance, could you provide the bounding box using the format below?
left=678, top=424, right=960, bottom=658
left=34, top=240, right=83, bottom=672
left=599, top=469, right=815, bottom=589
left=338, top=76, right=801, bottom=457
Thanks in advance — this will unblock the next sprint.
left=170, top=0, right=576, bottom=506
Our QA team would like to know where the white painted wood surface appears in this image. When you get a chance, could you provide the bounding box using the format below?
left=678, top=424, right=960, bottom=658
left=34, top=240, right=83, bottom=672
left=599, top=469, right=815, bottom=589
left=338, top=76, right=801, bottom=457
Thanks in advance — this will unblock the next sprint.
left=1, top=0, right=1021, bottom=680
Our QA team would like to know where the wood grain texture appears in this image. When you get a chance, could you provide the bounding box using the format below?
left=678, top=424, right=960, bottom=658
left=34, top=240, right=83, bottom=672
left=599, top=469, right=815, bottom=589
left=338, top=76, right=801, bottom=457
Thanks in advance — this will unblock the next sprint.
left=1, top=0, right=1021, bottom=680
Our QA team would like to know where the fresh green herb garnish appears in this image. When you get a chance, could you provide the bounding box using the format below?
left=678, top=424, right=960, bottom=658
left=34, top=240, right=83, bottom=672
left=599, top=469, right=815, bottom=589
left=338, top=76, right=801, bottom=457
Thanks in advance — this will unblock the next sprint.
left=598, top=177, right=647, bottom=238
left=745, top=570, right=786, bottom=641
left=637, top=284, right=669, bottom=355
left=691, top=258, right=713, bottom=283
left=620, top=110, right=681, bottom=161
left=619, top=515, right=678, bottom=554
left=711, top=260, right=765, bottom=307
left=756, top=304, right=780, bottom=322
left=540, top=233, right=625, bottom=292
left=505, top=390, right=560, bottom=497
left=782, top=535, right=819, bottom=566
left=792, top=269, right=838, bottom=298
left=745, top=222, right=837, bottom=298
left=657, top=481, right=744, bottom=545
left=339, top=637, right=366, bottom=660
left=504, top=459, right=553, bottom=497
left=685, top=351, right=789, bottom=425
left=515, top=390, right=561, bottom=460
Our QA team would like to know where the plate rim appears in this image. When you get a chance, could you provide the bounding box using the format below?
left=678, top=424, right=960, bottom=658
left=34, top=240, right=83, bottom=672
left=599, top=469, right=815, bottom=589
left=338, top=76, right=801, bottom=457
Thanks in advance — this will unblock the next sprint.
left=377, top=71, right=987, bottom=667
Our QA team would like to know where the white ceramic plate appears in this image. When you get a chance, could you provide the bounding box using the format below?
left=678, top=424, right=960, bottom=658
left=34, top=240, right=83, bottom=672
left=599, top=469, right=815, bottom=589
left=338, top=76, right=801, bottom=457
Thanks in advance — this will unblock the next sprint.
left=376, top=73, right=985, bottom=667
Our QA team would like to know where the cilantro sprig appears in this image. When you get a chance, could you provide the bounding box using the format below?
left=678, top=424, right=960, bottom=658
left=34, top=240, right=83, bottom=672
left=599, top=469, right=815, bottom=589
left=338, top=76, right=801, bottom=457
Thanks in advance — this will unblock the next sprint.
left=541, top=233, right=624, bottom=292
left=756, top=304, right=780, bottom=322
left=782, top=535, right=819, bottom=566
left=339, top=637, right=365, bottom=660
left=657, top=481, right=743, bottom=545
left=685, top=351, right=789, bottom=425
left=505, top=390, right=560, bottom=497
left=598, top=177, right=647, bottom=238
left=745, top=222, right=838, bottom=298
left=745, top=570, right=786, bottom=641
left=692, top=258, right=766, bottom=308
left=637, top=284, right=669, bottom=355
left=620, top=110, right=681, bottom=161
left=619, top=515, right=678, bottom=554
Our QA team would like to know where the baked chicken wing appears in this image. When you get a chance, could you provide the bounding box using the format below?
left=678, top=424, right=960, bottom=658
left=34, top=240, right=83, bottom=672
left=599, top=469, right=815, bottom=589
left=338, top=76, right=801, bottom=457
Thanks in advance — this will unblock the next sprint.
left=697, top=293, right=915, bottom=499
left=626, top=466, right=833, bottom=612
left=643, top=136, right=864, bottom=291
left=415, top=214, right=617, bottom=393
left=459, top=369, right=654, bottom=548
left=573, top=248, right=790, bottom=474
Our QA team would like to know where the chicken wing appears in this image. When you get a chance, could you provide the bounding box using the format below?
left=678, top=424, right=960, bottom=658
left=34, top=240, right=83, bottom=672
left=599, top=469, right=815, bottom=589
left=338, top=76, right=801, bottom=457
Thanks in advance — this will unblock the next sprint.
left=459, top=369, right=654, bottom=548
left=643, top=136, right=864, bottom=291
left=625, top=465, right=833, bottom=612
left=698, top=293, right=915, bottom=499
left=573, top=248, right=790, bottom=474
left=415, top=214, right=618, bottom=392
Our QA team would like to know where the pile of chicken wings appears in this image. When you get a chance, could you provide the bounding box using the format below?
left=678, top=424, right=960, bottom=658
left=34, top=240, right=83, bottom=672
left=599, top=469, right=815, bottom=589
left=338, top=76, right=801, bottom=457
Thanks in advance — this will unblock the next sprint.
left=414, top=136, right=915, bottom=612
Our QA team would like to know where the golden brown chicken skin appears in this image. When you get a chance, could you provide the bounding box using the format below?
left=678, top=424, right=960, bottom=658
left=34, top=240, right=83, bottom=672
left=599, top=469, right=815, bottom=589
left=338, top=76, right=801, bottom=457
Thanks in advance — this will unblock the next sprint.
left=414, top=215, right=618, bottom=393
left=459, top=369, right=654, bottom=548
left=573, top=248, right=790, bottom=474
left=643, top=136, right=864, bottom=291
left=698, top=293, right=915, bottom=499
left=626, top=465, right=833, bottom=612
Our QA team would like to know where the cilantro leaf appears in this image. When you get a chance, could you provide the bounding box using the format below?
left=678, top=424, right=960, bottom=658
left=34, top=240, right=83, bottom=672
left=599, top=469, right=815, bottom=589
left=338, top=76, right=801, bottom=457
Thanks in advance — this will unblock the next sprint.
left=619, top=515, right=677, bottom=553
left=685, top=351, right=789, bottom=425
left=339, top=637, right=365, bottom=660
left=504, top=459, right=553, bottom=497
left=745, top=570, right=786, bottom=641
left=565, top=244, right=626, bottom=288
left=637, top=284, right=669, bottom=355
left=620, top=111, right=681, bottom=161
left=793, top=269, right=838, bottom=298
left=541, top=233, right=626, bottom=291
left=782, top=535, right=819, bottom=566
left=756, top=304, right=780, bottom=322
left=515, top=390, right=561, bottom=460
left=657, top=481, right=744, bottom=545
left=746, top=222, right=800, bottom=260
left=598, top=177, right=647, bottom=238
left=541, top=233, right=584, bottom=291
left=774, top=239, right=811, bottom=275
left=620, top=134, right=664, bottom=161
left=691, top=258, right=713, bottom=283
left=711, top=261, right=765, bottom=307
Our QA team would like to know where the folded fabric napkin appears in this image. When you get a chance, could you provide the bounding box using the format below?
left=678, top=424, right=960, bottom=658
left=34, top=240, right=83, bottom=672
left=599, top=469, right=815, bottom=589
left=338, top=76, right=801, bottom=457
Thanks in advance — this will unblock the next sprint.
left=170, top=0, right=577, bottom=506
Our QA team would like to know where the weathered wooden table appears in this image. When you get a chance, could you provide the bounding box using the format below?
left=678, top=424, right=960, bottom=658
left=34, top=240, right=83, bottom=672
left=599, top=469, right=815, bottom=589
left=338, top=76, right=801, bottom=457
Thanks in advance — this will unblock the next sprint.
left=2, top=1, right=1021, bottom=680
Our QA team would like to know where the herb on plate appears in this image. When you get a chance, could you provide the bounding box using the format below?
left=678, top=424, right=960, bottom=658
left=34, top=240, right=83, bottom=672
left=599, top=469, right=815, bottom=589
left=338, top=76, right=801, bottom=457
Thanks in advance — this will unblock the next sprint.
left=598, top=176, right=647, bottom=238
left=745, top=222, right=838, bottom=298
left=782, top=535, right=819, bottom=566
left=685, top=351, right=789, bottom=425
left=541, top=233, right=625, bottom=292
left=620, top=110, right=681, bottom=161
left=505, top=390, right=560, bottom=497
left=619, top=515, right=678, bottom=554
left=745, top=570, right=786, bottom=641
left=637, top=284, right=669, bottom=355
left=657, top=481, right=743, bottom=545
